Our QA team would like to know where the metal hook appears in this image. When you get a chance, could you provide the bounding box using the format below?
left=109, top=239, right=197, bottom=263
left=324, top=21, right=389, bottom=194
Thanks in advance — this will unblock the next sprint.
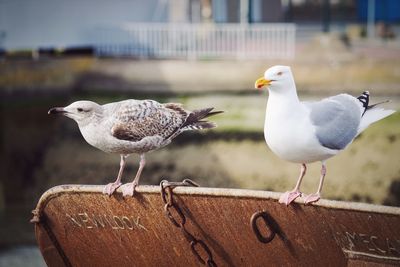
left=251, top=211, right=276, bottom=244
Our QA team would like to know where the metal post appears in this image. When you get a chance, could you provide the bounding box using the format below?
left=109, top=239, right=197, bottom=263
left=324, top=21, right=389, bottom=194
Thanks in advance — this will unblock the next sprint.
left=240, top=0, right=249, bottom=24
left=287, top=0, right=293, bottom=22
left=367, top=0, right=375, bottom=39
left=322, top=0, right=330, bottom=33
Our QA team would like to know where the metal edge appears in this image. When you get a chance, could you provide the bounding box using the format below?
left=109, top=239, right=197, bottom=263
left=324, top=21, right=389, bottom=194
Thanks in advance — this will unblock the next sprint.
left=33, top=184, right=400, bottom=217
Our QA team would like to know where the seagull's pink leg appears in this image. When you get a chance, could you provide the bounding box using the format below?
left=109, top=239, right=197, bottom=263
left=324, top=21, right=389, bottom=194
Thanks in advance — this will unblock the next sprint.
left=103, top=154, right=128, bottom=196
left=122, top=154, right=146, bottom=197
left=279, top=164, right=307, bottom=205
left=304, top=162, right=326, bottom=204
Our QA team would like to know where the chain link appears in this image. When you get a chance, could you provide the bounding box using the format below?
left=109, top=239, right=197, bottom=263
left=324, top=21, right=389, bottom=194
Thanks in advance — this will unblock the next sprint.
left=160, top=179, right=217, bottom=266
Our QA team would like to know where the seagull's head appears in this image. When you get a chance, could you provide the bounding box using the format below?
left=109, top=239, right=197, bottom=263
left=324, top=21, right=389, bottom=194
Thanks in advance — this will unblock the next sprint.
left=254, top=65, right=294, bottom=91
left=48, top=100, right=103, bottom=125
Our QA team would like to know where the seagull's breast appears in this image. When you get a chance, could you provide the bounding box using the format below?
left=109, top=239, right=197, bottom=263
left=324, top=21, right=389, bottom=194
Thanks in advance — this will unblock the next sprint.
left=78, top=120, right=168, bottom=154
left=264, top=102, right=337, bottom=163
left=79, top=122, right=115, bottom=152
left=78, top=120, right=125, bottom=153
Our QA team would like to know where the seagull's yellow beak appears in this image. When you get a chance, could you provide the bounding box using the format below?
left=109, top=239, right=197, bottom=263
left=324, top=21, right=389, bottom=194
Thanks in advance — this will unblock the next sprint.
left=254, top=77, right=271, bottom=89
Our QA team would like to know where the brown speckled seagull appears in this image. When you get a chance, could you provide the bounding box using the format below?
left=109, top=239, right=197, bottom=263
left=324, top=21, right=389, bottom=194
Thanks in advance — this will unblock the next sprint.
left=48, top=99, right=222, bottom=196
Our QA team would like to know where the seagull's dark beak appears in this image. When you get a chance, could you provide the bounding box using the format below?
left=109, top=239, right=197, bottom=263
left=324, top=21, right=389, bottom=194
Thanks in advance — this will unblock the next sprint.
left=48, top=107, right=66, bottom=115
left=255, top=77, right=271, bottom=89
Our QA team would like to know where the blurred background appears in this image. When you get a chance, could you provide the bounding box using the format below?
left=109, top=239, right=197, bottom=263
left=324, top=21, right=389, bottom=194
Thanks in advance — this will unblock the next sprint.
left=1, top=0, right=400, bottom=265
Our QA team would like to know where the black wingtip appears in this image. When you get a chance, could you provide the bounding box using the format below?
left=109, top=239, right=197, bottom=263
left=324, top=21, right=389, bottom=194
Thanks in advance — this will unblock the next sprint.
left=357, top=91, right=370, bottom=116
left=205, top=110, right=224, bottom=118
left=181, top=107, right=223, bottom=129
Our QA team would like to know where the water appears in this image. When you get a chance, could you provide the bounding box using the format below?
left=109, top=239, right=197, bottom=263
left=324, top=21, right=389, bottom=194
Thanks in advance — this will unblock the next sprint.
left=0, top=246, right=46, bottom=267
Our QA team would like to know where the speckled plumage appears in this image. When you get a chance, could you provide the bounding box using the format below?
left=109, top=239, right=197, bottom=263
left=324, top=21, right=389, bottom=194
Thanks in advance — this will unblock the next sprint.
left=111, top=101, right=187, bottom=143
left=49, top=99, right=221, bottom=196
left=72, top=99, right=218, bottom=155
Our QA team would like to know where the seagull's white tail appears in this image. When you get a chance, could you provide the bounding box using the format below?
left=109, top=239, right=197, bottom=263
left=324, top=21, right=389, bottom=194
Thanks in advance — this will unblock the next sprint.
left=357, top=107, right=395, bottom=134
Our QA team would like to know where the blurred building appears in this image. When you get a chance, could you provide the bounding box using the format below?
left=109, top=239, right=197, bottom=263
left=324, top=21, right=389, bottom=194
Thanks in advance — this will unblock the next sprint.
left=0, top=0, right=399, bottom=54
left=0, top=0, right=168, bottom=50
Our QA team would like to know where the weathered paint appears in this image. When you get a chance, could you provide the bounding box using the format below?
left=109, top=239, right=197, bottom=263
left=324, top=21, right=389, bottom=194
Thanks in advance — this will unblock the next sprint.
left=32, top=185, right=400, bottom=266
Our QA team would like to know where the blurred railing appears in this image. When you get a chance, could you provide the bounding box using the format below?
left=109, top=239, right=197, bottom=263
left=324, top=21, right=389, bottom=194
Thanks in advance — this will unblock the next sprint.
left=94, top=23, right=296, bottom=60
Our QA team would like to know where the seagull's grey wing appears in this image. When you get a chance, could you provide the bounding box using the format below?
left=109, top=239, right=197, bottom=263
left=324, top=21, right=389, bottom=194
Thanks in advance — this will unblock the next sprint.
left=306, top=94, right=362, bottom=150
left=111, top=100, right=188, bottom=142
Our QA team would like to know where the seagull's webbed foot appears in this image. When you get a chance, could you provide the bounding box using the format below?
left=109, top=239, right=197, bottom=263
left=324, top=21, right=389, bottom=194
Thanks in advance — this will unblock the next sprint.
left=121, top=182, right=138, bottom=197
left=304, top=193, right=321, bottom=204
left=103, top=181, right=122, bottom=196
left=279, top=190, right=302, bottom=205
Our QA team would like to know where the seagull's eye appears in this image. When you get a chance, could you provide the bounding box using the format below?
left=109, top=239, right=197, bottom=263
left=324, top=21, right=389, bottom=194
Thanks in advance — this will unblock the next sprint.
left=77, top=108, right=84, bottom=112
left=277, top=71, right=283, bottom=76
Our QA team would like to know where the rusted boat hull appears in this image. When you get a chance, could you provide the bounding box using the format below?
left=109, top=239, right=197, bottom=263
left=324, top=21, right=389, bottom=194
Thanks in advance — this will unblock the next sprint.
left=32, top=185, right=400, bottom=266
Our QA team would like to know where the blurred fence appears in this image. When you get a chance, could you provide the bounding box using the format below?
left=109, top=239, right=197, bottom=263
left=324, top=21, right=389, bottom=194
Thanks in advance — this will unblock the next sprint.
left=95, top=23, right=296, bottom=60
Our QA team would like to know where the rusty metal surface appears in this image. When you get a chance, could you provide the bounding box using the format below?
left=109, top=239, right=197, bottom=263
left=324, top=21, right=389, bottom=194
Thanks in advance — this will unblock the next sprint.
left=32, top=184, right=400, bottom=267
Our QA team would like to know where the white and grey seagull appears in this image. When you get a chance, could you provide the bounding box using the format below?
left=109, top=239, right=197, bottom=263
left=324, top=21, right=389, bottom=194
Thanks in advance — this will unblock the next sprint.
left=255, top=65, right=395, bottom=205
left=49, top=99, right=222, bottom=197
